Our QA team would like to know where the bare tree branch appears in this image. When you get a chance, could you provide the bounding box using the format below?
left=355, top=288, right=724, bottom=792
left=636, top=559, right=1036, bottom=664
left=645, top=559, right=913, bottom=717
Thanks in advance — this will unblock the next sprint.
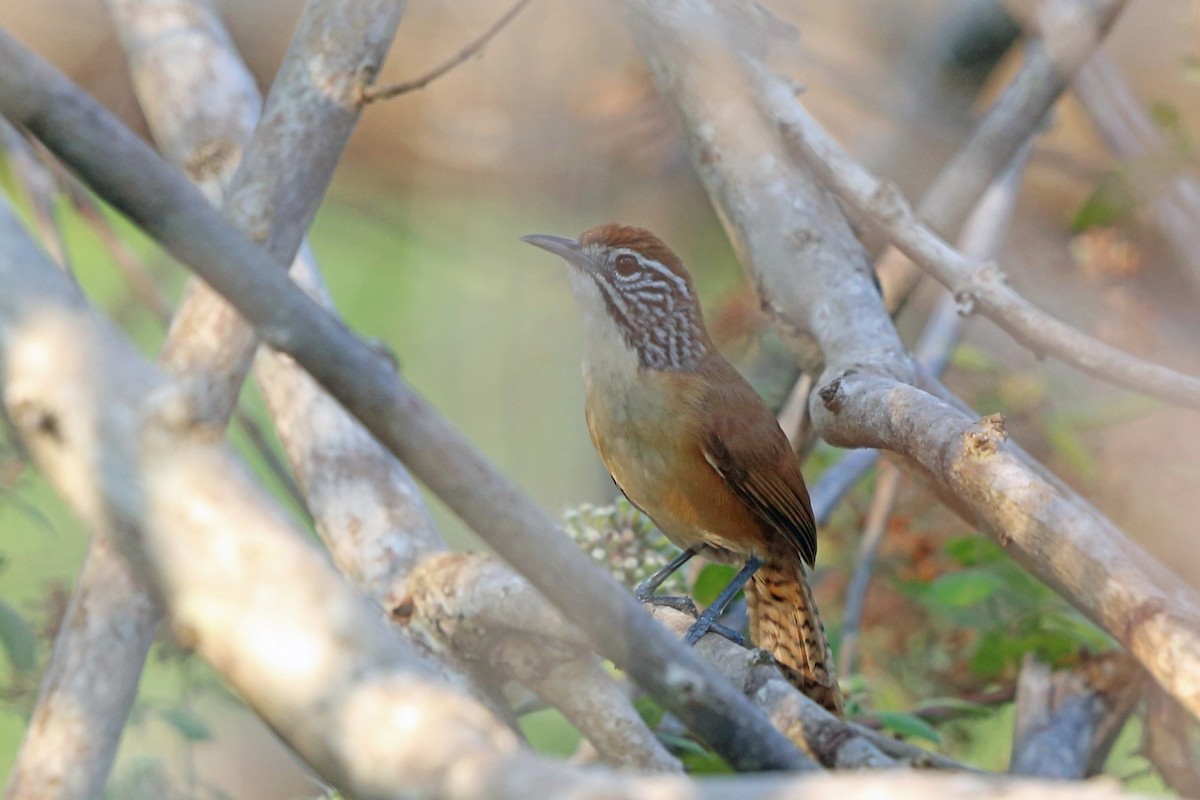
left=0, top=120, right=68, bottom=270
left=612, top=0, right=1200, bottom=724
left=879, top=0, right=1128, bottom=309
left=841, top=139, right=1030, bottom=676
left=838, top=462, right=900, bottom=678
left=3, top=534, right=158, bottom=800
left=401, top=547, right=973, bottom=772
left=812, top=371, right=1200, bottom=722
left=1142, top=684, right=1200, bottom=796
left=361, top=0, right=534, bottom=103
left=403, top=553, right=682, bottom=773
left=0, top=201, right=523, bottom=796
left=1009, top=653, right=1141, bottom=778
left=766, top=81, right=1200, bottom=412
left=105, top=0, right=446, bottom=614
left=7, top=1, right=412, bottom=797
left=0, top=28, right=815, bottom=773
left=3, top=186, right=1158, bottom=800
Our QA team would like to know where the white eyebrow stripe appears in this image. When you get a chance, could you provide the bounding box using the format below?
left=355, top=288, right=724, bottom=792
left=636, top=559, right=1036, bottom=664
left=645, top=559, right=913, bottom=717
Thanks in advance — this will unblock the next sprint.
left=639, top=258, right=690, bottom=296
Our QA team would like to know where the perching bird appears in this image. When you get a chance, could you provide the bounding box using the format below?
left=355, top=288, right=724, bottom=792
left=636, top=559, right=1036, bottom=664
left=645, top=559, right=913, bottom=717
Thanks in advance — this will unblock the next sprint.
left=524, top=223, right=842, bottom=714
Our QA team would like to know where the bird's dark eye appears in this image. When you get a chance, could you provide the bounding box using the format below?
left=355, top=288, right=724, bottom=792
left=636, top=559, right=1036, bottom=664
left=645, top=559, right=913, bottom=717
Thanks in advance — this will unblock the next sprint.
left=614, top=253, right=639, bottom=277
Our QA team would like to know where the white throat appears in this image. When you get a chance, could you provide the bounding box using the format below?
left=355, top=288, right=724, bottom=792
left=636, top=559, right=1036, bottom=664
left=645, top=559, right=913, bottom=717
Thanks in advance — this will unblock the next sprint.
left=565, top=269, right=641, bottom=381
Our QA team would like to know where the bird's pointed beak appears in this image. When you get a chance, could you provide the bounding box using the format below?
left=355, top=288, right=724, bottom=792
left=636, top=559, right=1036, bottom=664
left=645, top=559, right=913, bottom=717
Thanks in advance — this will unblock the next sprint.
left=521, top=233, right=592, bottom=271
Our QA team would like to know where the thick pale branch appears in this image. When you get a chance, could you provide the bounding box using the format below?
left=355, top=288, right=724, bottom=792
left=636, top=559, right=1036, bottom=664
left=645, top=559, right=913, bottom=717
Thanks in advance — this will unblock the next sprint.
left=0, top=196, right=520, bottom=799
left=4, top=536, right=158, bottom=800
left=8, top=3, right=417, bottom=797
left=142, top=0, right=407, bottom=426
left=0, top=29, right=812, bottom=773
left=403, top=553, right=681, bottom=773
left=619, top=2, right=907, bottom=382
left=811, top=372, right=1200, bottom=719
left=108, top=0, right=444, bottom=610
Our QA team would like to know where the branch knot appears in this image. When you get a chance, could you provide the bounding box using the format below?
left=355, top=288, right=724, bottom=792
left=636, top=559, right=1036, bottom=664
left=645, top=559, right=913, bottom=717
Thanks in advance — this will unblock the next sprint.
left=867, top=179, right=910, bottom=224
left=818, top=375, right=849, bottom=412
left=964, top=412, right=1007, bottom=457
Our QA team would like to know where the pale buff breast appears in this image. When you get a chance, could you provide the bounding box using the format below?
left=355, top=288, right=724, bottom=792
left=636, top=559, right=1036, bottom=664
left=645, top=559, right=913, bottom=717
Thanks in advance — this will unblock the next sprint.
left=584, top=367, right=768, bottom=559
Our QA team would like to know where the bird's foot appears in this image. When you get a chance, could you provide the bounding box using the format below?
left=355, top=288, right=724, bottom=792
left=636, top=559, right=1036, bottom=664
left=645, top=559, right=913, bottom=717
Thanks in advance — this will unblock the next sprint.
left=684, top=607, right=746, bottom=647
left=635, top=592, right=698, bottom=617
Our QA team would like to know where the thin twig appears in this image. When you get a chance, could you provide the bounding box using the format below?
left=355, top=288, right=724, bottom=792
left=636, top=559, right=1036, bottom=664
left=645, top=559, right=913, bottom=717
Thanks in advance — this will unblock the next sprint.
left=838, top=462, right=901, bottom=677
left=0, top=119, right=69, bottom=270
left=777, top=372, right=813, bottom=453
left=854, top=685, right=1017, bottom=729
left=878, top=0, right=1129, bottom=311
left=764, top=74, right=1200, bottom=412
left=59, top=177, right=172, bottom=321
left=361, top=0, right=534, bottom=103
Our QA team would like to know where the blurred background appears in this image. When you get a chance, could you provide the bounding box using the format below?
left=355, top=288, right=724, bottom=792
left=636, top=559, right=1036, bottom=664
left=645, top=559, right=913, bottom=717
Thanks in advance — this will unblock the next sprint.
left=0, top=0, right=1197, bottom=796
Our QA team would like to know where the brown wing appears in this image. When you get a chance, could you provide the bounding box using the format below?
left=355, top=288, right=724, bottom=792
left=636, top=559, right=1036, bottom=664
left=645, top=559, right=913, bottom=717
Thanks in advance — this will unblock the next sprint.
left=700, top=367, right=817, bottom=567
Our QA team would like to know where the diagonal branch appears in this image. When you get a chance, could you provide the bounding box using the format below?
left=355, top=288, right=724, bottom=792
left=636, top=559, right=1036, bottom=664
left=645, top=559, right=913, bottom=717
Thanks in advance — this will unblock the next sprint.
left=1, top=187, right=1152, bottom=800
left=613, top=0, right=1200, bottom=724
left=879, top=0, right=1129, bottom=309
left=0, top=28, right=814, bottom=774
left=7, top=2, right=413, bottom=797
left=403, top=553, right=682, bottom=773
left=765, top=78, right=1200, bottom=411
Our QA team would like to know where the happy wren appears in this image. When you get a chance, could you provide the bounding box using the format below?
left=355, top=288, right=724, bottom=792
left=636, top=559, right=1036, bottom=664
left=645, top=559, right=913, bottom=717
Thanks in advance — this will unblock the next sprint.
left=524, top=223, right=843, bottom=714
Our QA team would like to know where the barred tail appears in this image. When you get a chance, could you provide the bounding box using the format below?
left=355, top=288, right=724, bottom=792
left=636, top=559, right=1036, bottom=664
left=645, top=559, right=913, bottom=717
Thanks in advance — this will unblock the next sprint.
left=746, top=555, right=843, bottom=715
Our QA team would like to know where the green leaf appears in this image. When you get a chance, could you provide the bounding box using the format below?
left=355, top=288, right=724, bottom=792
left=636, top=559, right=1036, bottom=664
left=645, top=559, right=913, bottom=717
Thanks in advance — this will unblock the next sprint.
left=874, top=711, right=942, bottom=744
left=1044, top=417, right=1097, bottom=480
left=634, top=695, right=664, bottom=729
left=691, top=563, right=738, bottom=607
left=1149, top=100, right=1183, bottom=133
left=917, top=697, right=994, bottom=719
left=950, top=343, right=998, bottom=373
left=943, top=536, right=1005, bottom=567
left=1041, top=610, right=1114, bottom=652
left=0, top=597, right=37, bottom=672
left=970, top=630, right=1009, bottom=678
left=924, top=570, right=1004, bottom=608
left=158, top=707, right=213, bottom=741
left=1071, top=172, right=1134, bottom=231
left=657, top=733, right=733, bottom=774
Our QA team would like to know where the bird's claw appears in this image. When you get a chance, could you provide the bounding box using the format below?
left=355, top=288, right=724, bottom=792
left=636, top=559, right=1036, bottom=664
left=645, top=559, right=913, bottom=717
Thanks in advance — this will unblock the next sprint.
left=684, top=612, right=745, bottom=647
left=636, top=593, right=698, bottom=617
